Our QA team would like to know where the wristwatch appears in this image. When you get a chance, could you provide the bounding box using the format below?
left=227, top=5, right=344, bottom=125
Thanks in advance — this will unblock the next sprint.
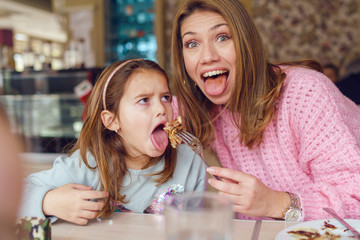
left=283, top=192, right=302, bottom=222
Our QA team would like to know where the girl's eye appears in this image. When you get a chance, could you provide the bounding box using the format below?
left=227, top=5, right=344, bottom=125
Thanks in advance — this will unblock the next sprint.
left=138, top=98, right=149, bottom=104
left=161, top=95, right=171, bottom=102
left=217, top=34, right=231, bottom=42
left=184, top=40, right=198, bottom=49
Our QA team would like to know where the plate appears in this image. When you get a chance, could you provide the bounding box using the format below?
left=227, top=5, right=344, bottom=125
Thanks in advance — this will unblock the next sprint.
left=275, top=219, right=360, bottom=239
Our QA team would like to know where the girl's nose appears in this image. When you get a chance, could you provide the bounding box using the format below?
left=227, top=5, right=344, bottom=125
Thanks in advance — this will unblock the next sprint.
left=199, top=43, right=220, bottom=64
left=155, top=101, right=166, bottom=117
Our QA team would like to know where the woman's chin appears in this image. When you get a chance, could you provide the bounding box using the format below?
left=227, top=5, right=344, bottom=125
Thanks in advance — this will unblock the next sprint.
left=205, top=93, right=231, bottom=105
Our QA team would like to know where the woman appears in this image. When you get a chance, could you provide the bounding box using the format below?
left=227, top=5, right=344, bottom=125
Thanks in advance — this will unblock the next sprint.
left=171, top=0, right=360, bottom=221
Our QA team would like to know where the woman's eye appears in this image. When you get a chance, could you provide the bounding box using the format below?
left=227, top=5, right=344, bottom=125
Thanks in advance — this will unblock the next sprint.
left=184, top=40, right=198, bottom=49
left=161, top=95, right=171, bottom=102
left=138, top=98, right=149, bottom=104
left=217, top=34, right=231, bottom=42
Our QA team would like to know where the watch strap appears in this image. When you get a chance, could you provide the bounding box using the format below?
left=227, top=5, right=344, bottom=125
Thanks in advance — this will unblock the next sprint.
left=282, top=192, right=301, bottom=219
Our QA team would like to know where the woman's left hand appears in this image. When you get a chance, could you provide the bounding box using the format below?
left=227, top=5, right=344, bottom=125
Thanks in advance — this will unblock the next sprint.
left=207, top=167, right=289, bottom=218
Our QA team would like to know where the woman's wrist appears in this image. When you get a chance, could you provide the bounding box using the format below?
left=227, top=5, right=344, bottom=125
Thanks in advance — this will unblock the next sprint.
left=267, top=191, right=291, bottom=219
left=283, top=192, right=302, bottom=221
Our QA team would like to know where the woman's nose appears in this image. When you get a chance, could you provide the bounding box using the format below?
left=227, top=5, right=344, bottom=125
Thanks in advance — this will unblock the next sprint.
left=199, top=43, right=220, bottom=64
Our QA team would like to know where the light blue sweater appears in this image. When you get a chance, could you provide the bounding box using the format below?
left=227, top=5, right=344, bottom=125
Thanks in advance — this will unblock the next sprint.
left=19, top=144, right=206, bottom=221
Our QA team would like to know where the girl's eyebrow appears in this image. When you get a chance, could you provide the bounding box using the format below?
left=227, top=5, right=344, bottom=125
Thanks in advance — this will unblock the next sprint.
left=182, top=23, right=228, bottom=39
left=134, top=92, right=152, bottom=99
left=135, top=93, right=149, bottom=98
left=134, top=90, right=171, bottom=99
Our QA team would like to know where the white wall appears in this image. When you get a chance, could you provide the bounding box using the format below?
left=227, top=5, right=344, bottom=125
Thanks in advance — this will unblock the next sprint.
left=0, top=0, right=67, bottom=42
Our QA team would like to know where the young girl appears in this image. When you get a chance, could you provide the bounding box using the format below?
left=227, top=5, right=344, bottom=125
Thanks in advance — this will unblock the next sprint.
left=19, top=59, right=207, bottom=225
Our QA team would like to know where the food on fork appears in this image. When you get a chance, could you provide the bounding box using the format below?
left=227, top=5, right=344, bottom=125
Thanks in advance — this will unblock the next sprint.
left=164, top=116, right=222, bottom=180
left=163, top=116, right=184, bottom=148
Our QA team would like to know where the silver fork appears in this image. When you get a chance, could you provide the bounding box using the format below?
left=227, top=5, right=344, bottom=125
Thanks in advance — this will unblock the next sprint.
left=323, top=208, right=360, bottom=239
left=175, top=129, right=203, bottom=156
left=175, top=129, right=221, bottom=180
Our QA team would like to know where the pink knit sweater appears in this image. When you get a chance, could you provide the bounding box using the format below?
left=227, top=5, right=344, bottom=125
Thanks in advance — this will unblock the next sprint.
left=173, top=66, right=360, bottom=221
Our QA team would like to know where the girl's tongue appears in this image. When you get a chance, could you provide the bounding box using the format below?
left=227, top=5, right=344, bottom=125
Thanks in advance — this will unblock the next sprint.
left=151, top=126, right=168, bottom=151
left=204, top=74, right=227, bottom=96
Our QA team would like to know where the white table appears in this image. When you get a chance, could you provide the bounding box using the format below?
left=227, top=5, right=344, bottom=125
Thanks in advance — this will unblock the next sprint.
left=20, top=154, right=298, bottom=239
left=52, top=213, right=297, bottom=240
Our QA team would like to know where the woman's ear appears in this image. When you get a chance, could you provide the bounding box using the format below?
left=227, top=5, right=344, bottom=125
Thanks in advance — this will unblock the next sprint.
left=101, top=110, right=118, bottom=131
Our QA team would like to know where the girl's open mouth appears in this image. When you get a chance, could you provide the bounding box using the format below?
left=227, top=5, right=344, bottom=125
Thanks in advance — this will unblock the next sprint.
left=150, top=123, right=168, bottom=151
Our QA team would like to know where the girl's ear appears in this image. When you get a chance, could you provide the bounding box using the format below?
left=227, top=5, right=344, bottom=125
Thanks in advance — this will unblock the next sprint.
left=101, top=110, right=118, bottom=131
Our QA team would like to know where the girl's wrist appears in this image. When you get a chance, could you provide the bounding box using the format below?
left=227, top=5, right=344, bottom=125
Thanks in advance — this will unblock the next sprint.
left=42, top=190, right=54, bottom=216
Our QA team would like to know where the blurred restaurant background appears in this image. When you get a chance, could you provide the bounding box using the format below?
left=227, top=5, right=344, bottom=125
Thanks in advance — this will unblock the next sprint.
left=0, top=0, right=359, bottom=155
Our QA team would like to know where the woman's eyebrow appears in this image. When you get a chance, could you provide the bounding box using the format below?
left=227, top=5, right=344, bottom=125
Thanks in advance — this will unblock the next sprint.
left=182, top=23, right=228, bottom=39
left=211, top=23, right=228, bottom=31
left=182, top=31, right=195, bottom=39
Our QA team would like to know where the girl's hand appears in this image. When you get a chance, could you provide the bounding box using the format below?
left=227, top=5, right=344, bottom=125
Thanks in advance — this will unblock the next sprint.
left=42, top=183, right=109, bottom=225
left=207, top=167, right=290, bottom=219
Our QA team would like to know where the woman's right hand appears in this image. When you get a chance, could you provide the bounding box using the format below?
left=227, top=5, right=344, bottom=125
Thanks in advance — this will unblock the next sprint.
left=207, top=167, right=290, bottom=219
left=42, top=183, right=109, bottom=225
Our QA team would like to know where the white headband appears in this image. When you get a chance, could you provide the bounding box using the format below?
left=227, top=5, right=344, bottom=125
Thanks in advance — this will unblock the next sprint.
left=102, top=59, right=139, bottom=110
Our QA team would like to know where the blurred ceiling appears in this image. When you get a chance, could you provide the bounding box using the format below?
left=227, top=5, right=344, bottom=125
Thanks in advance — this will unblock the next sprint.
left=0, top=0, right=67, bottom=42
left=11, top=0, right=52, bottom=12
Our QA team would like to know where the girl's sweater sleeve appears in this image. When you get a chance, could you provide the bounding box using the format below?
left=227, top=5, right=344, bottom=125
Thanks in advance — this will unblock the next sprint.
left=284, top=69, right=360, bottom=220
left=18, top=151, right=98, bottom=221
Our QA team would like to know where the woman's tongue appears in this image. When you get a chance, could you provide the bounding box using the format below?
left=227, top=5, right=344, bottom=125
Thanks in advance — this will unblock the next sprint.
left=151, top=127, right=168, bottom=151
left=204, top=74, right=227, bottom=96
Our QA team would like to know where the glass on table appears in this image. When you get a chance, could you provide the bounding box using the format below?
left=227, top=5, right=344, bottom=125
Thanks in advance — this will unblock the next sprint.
left=164, top=192, right=233, bottom=240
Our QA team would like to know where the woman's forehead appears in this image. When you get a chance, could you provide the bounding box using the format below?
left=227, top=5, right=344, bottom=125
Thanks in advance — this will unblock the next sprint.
left=180, top=11, right=227, bottom=33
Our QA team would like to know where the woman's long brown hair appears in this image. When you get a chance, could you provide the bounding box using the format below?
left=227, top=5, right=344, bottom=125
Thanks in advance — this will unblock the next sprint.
left=171, top=0, right=322, bottom=149
left=69, top=60, right=176, bottom=217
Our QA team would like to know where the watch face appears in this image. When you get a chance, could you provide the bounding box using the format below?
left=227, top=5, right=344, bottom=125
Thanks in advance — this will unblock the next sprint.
left=285, top=208, right=302, bottom=222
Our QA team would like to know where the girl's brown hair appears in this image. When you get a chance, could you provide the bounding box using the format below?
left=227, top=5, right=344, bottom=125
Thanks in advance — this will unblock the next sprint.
left=171, top=0, right=322, bottom=149
left=69, top=59, right=176, bottom=217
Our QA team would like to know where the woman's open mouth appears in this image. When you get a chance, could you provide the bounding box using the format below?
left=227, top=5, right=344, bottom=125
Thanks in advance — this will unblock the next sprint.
left=201, top=69, right=229, bottom=96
